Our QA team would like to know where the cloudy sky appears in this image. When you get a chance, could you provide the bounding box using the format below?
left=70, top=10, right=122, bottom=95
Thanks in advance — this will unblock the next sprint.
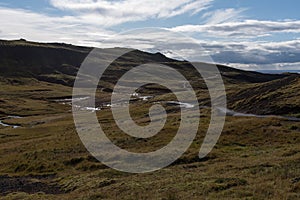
left=0, top=0, right=299, bottom=71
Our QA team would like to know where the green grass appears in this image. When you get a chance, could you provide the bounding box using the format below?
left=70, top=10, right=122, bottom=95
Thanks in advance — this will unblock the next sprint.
left=0, top=76, right=300, bottom=199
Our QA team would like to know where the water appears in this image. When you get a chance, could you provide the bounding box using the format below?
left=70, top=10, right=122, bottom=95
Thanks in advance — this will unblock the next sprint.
left=84, top=107, right=101, bottom=112
left=55, top=96, right=90, bottom=102
left=54, top=94, right=300, bottom=121
left=0, top=116, right=22, bottom=128
left=139, top=96, right=153, bottom=101
left=166, top=101, right=195, bottom=108
left=217, top=107, right=300, bottom=122
left=54, top=96, right=101, bottom=112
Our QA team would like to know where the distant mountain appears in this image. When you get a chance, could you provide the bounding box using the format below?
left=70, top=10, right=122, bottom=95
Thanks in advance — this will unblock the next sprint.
left=0, top=39, right=299, bottom=116
left=257, top=70, right=300, bottom=74
left=0, top=39, right=91, bottom=85
left=0, top=39, right=285, bottom=85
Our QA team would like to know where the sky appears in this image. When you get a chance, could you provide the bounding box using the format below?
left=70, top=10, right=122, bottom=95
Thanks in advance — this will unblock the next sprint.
left=0, top=0, right=300, bottom=71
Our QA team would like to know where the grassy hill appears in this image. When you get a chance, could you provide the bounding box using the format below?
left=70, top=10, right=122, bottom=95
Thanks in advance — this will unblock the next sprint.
left=1, top=39, right=298, bottom=116
left=0, top=39, right=299, bottom=199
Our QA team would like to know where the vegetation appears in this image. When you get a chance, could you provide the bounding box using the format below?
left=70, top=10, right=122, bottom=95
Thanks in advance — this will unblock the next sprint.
left=0, top=40, right=299, bottom=199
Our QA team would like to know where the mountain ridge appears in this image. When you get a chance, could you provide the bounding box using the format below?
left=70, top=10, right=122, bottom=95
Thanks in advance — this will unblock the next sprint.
left=0, top=39, right=299, bottom=116
left=0, top=39, right=287, bottom=84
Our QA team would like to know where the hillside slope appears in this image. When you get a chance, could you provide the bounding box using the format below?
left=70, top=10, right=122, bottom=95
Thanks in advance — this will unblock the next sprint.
left=0, top=39, right=299, bottom=116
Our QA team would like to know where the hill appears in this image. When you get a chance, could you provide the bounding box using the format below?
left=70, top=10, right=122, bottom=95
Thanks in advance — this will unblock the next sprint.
left=0, top=39, right=298, bottom=116
left=0, top=39, right=299, bottom=199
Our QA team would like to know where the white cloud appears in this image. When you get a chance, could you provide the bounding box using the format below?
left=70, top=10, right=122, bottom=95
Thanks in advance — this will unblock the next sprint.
left=170, top=20, right=300, bottom=38
left=93, top=28, right=300, bottom=70
left=0, top=6, right=114, bottom=46
left=203, top=40, right=300, bottom=68
left=0, top=3, right=299, bottom=71
left=49, top=0, right=213, bottom=26
left=202, top=8, right=246, bottom=24
left=228, top=62, right=300, bottom=71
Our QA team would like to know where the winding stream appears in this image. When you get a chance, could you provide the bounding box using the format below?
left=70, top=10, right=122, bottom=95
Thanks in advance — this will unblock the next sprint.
left=53, top=94, right=300, bottom=122
left=216, top=107, right=300, bottom=122
left=0, top=116, right=22, bottom=128
left=166, top=101, right=195, bottom=108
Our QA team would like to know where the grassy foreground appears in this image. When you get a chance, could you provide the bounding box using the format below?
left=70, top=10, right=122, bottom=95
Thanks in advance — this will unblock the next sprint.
left=0, top=77, right=300, bottom=200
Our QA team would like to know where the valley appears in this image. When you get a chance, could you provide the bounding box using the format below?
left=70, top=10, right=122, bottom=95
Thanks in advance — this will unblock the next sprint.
left=0, top=40, right=299, bottom=199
